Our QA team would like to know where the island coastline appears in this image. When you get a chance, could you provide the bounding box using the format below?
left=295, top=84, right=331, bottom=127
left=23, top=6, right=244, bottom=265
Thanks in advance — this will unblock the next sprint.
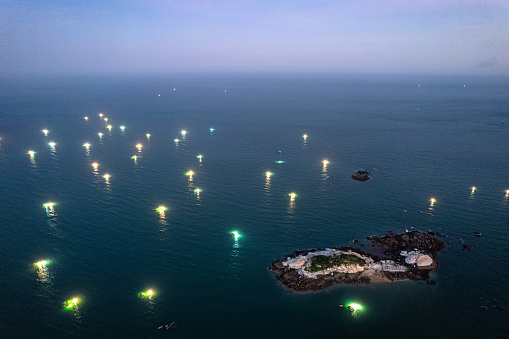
left=269, top=231, right=445, bottom=292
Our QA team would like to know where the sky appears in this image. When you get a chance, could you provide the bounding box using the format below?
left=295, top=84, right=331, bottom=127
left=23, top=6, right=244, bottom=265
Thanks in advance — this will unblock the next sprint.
left=1, top=0, right=508, bottom=76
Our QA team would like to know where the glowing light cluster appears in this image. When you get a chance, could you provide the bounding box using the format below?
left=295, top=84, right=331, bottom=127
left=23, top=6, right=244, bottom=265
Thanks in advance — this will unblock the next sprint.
left=91, top=162, right=99, bottom=170
left=146, top=133, right=151, bottom=139
left=42, top=129, right=49, bottom=136
left=136, top=144, right=142, bottom=151
left=197, top=155, right=203, bottom=161
left=139, top=289, right=154, bottom=299
left=28, top=150, right=35, bottom=157
left=430, top=198, right=436, bottom=206
left=98, top=132, right=103, bottom=138
left=43, top=202, right=55, bottom=209
left=107, top=125, right=112, bottom=131
left=230, top=231, right=241, bottom=241
left=120, top=126, right=125, bottom=131
left=131, top=155, right=138, bottom=161
left=83, top=143, right=90, bottom=149
left=63, top=298, right=79, bottom=309
left=210, top=128, right=215, bottom=132
left=104, top=118, right=108, bottom=122
left=181, top=130, right=187, bottom=136
left=48, top=142, right=56, bottom=148
left=303, top=134, right=308, bottom=140
left=84, top=116, right=88, bottom=121
left=186, top=171, right=194, bottom=177
left=99, top=113, right=103, bottom=117
left=174, top=139, right=180, bottom=143
left=194, top=188, right=202, bottom=195
left=103, top=174, right=110, bottom=180
left=471, top=187, right=476, bottom=194
left=347, top=303, right=362, bottom=312
left=266, top=172, right=273, bottom=178
left=323, top=160, right=329, bottom=166
left=289, top=193, right=297, bottom=199
left=33, top=260, right=48, bottom=268
left=276, top=161, right=285, bottom=164
left=156, top=206, right=167, bottom=214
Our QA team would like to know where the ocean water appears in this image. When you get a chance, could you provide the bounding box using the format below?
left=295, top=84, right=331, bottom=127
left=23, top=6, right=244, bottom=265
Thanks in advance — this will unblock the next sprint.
left=0, top=74, right=508, bottom=338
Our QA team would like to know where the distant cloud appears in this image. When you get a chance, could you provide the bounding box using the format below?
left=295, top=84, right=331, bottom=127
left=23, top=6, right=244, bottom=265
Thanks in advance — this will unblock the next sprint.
left=474, top=57, right=498, bottom=68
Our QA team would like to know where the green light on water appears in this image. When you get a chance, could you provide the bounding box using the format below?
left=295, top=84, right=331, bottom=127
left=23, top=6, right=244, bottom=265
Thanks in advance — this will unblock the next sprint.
left=346, top=303, right=362, bottom=311
left=276, top=161, right=285, bottom=164
left=63, top=297, right=78, bottom=308
left=230, top=231, right=241, bottom=241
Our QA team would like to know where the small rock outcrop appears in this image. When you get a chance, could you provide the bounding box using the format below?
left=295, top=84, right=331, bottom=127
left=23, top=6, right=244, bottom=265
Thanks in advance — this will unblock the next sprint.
left=351, top=169, right=371, bottom=181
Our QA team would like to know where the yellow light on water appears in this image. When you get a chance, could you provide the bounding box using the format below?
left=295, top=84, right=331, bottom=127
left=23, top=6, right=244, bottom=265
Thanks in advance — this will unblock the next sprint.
left=84, top=116, right=88, bottom=121
left=98, top=132, right=103, bottom=138
left=323, top=160, right=329, bottom=166
left=91, top=162, right=99, bottom=169
left=28, top=150, right=35, bottom=157
left=174, top=139, right=179, bottom=143
left=43, top=202, right=55, bottom=212
left=266, top=172, right=273, bottom=178
left=34, top=260, right=48, bottom=268
left=104, top=118, right=108, bottom=122
left=42, top=129, right=49, bottom=136
left=103, top=174, right=110, bottom=180
left=99, top=113, right=103, bottom=117
left=506, top=189, right=509, bottom=197
left=136, top=144, right=142, bottom=151
left=146, top=133, right=151, bottom=139
left=289, top=193, right=297, bottom=200
left=83, top=143, right=90, bottom=148
left=147, top=290, right=153, bottom=296
left=197, top=155, right=203, bottom=161
left=430, top=198, right=436, bottom=206
left=303, top=134, right=308, bottom=140
left=471, top=187, right=476, bottom=194
left=107, top=125, right=112, bottom=131
left=181, top=130, right=187, bottom=136
left=48, top=142, right=56, bottom=148
left=120, top=126, right=125, bottom=131
left=156, top=206, right=167, bottom=215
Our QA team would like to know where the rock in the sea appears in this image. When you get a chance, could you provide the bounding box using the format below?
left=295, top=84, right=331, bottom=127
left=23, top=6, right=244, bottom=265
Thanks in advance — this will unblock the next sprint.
left=269, top=231, right=445, bottom=292
left=351, top=169, right=371, bottom=181
left=463, top=244, right=473, bottom=251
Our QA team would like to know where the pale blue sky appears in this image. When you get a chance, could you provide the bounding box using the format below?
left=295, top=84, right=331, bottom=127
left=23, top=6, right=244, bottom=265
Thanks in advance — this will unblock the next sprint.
left=1, top=0, right=508, bottom=76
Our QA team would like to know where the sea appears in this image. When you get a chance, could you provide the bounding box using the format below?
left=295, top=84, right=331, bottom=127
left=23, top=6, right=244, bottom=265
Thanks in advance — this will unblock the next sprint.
left=0, top=73, right=508, bottom=338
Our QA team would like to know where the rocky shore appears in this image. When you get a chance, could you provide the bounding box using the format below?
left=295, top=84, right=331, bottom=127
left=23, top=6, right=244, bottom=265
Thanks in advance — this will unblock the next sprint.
left=268, top=231, right=445, bottom=292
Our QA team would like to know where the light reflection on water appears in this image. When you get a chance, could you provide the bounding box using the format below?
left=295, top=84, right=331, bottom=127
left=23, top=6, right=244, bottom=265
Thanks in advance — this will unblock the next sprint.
left=264, top=177, right=271, bottom=195
left=36, top=265, right=54, bottom=297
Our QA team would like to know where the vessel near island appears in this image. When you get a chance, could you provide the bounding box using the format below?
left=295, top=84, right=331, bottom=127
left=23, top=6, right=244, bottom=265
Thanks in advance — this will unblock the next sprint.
left=269, top=231, right=445, bottom=292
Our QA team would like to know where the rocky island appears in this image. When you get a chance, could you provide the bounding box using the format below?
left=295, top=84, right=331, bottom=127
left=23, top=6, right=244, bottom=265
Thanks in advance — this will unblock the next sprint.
left=351, top=169, right=371, bottom=181
left=269, top=231, right=445, bottom=292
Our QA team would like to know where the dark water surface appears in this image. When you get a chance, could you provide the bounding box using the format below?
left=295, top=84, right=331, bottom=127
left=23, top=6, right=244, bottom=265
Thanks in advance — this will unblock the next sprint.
left=1, top=74, right=508, bottom=338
